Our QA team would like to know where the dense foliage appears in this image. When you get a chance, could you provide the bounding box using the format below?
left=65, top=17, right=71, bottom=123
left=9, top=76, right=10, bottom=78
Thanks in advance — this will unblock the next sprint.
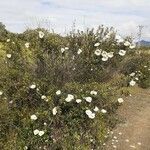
left=0, top=23, right=149, bottom=150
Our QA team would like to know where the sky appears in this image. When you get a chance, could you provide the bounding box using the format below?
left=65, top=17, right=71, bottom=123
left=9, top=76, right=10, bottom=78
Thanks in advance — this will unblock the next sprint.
left=0, top=0, right=150, bottom=40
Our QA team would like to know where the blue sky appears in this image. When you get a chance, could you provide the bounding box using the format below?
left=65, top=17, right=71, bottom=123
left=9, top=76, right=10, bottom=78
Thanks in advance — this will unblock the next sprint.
left=0, top=0, right=150, bottom=40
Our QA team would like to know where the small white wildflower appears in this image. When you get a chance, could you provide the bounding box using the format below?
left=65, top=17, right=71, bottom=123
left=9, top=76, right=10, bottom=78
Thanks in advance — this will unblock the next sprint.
left=118, top=132, right=122, bottom=135
left=84, top=97, right=92, bottom=103
left=33, top=129, right=39, bottom=135
left=41, top=95, right=46, bottom=99
left=30, top=114, right=37, bottom=120
left=25, top=42, right=30, bottom=48
left=107, top=52, right=114, bottom=58
left=101, top=51, right=108, bottom=57
left=85, top=110, right=92, bottom=115
left=77, top=49, right=82, bottom=54
left=61, top=48, right=65, bottom=53
left=94, top=106, right=99, bottom=112
left=118, top=50, right=126, bottom=56
left=6, top=39, right=10, bottom=42
left=56, top=90, right=61, bottom=95
left=39, top=31, right=45, bottom=38
left=94, top=49, right=102, bottom=56
left=76, top=99, right=82, bottom=103
left=38, top=131, right=45, bottom=136
left=137, top=142, right=141, bottom=145
left=129, top=80, right=136, bottom=86
left=65, top=94, right=74, bottom=102
left=101, top=109, right=107, bottom=114
left=52, top=107, right=57, bottom=115
left=130, top=72, right=135, bottom=77
left=94, top=42, right=100, bottom=47
left=6, top=54, right=12, bottom=58
left=24, top=146, right=28, bottom=150
left=89, top=113, right=95, bottom=119
left=29, top=84, right=36, bottom=89
left=125, top=139, right=129, bottom=142
left=65, top=47, right=69, bottom=50
left=102, top=56, right=108, bottom=61
left=130, top=44, right=136, bottom=49
left=90, top=90, right=97, bottom=95
left=135, top=77, right=139, bottom=81
left=0, top=91, right=3, bottom=96
left=124, top=41, right=131, bottom=46
left=117, top=98, right=124, bottom=103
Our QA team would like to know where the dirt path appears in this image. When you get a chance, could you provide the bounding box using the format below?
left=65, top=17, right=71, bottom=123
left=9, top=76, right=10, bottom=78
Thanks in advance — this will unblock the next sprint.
left=105, top=87, right=150, bottom=150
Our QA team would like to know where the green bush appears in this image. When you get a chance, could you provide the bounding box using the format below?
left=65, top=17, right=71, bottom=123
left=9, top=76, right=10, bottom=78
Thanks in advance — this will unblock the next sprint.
left=0, top=24, right=148, bottom=149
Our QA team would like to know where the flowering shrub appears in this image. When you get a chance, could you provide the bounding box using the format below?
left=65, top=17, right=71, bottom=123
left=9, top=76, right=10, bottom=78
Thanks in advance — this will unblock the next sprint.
left=0, top=24, right=149, bottom=149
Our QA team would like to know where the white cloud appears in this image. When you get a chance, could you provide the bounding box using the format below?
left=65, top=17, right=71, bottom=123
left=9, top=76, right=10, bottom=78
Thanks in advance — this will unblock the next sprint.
left=0, top=0, right=150, bottom=40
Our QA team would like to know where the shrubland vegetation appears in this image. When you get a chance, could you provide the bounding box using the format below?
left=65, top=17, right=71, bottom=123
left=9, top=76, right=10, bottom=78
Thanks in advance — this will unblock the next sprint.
left=0, top=22, right=149, bottom=150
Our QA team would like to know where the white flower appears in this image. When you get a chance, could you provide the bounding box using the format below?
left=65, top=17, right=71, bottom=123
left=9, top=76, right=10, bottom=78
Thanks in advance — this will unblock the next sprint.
left=94, top=49, right=102, bottom=56
left=107, top=52, right=114, bottom=58
left=41, top=95, right=46, bottom=99
left=88, top=113, right=95, bottom=119
left=124, top=41, right=130, bottom=46
left=118, top=50, right=126, bottom=56
left=85, top=110, right=92, bottom=115
left=94, top=106, right=99, bottom=112
left=29, top=84, right=36, bottom=89
left=85, top=110, right=95, bottom=119
left=65, top=94, right=74, bottom=102
left=135, top=77, right=139, bottom=81
left=101, top=109, right=107, bottom=114
left=33, top=129, right=39, bottom=135
left=38, top=131, right=45, bottom=136
left=76, top=99, right=82, bottom=103
left=118, top=98, right=124, bottom=103
left=30, top=114, right=37, bottom=120
left=102, top=56, right=108, bottom=61
left=94, top=42, right=100, bottom=47
left=137, top=142, right=141, bottom=145
left=129, top=72, right=135, bottom=77
left=77, top=48, right=82, bottom=54
left=56, top=90, right=61, bottom=95
left=6, top=39, right=10, bottom=42
left=84, top=97, right=92, bottom=103
left=52, top=107, right=57, bottom=115
left=39, top=31, right=45, bottom=38
left=129, top=44, right=136, bottom=49
left=61, top=48, right=65, bottom=53
left=90, top=90, right=97, bottom=95
left=101, top=51, right=108, bottom=57
left=65, top=47, right=69, bottom=50
left=0, top=91, right=3, bottom=96
left=25, top=42, right=30, bottom=48
left=129, top=80, right=136, bottom=86
left=6, top=54, right=11, bottom=58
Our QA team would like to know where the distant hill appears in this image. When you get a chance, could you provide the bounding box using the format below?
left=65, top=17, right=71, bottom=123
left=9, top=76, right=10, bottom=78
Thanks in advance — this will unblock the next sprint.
left=138, top=40, right=150, bottom=47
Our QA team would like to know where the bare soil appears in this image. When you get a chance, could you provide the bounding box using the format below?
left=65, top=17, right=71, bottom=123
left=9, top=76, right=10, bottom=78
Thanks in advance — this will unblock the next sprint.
left=105, top=87, right=150, bottom=150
